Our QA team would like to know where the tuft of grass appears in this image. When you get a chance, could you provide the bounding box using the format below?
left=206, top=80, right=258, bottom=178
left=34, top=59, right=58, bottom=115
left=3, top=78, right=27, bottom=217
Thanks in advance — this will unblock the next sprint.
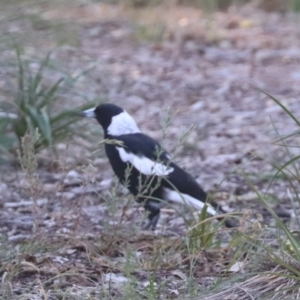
left=17, top=130, right=40, bottom=195
left=220, top=90, right=300, bottom=299
left=181, top=90, right=300, bottom=299
left=133, top=22, right=167, bottom=42
left=0, top=47, right=95, bottom=160
left=187, top=205, right=216, bottom=250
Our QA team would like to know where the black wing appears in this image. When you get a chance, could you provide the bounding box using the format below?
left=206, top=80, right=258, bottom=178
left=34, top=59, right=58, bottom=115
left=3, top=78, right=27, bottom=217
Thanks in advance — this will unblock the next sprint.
left=108, top=133, right=207, bottom=201
left=112, top=133, right=171, bottom=162
left=105, top=133, right=170, bottom=195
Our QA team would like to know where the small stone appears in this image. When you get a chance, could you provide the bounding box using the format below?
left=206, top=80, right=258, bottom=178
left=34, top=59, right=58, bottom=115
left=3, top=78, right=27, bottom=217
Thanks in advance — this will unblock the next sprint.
left=103, top=273, right=129, bottom=284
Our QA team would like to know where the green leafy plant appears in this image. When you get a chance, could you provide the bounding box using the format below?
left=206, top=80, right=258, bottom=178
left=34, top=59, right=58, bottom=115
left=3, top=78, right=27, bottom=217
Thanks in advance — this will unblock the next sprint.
left=0, top=47, right=95, bottom=159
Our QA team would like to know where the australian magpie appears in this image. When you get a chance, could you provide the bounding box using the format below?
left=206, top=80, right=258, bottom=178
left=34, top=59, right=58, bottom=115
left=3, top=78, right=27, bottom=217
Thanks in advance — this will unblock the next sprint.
left=79, top=103, right=233, bottom=230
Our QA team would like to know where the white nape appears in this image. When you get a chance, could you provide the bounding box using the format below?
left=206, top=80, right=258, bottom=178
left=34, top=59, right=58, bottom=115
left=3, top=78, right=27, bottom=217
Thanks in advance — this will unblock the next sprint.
left=107, top=111, right=140, bottom=136
left=163, top=188, right=217, bottom=216
left=116, top=147, right=174, bottom=176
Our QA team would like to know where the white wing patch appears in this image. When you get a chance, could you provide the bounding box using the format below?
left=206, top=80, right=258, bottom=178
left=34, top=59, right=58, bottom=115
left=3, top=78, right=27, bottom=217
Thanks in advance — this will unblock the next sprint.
left=107, top=111, right=140, bottom=136
left=116, top=147, right=174, bottom=176
left=163, top=188, right=217, bottom=216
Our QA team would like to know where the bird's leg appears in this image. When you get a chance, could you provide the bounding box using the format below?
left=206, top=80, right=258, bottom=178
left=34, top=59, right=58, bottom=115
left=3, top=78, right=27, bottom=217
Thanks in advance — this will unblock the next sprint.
left=143, top=212, right=160, bottom=231
left=143, top=201, right=161, bottom=231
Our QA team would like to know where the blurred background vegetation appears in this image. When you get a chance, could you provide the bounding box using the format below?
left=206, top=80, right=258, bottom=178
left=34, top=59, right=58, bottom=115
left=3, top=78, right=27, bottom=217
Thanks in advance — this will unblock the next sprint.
left=91, top=0, right=300, bottom=11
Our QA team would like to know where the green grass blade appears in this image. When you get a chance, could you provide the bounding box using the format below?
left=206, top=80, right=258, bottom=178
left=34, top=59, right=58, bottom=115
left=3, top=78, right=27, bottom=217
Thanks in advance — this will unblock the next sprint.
left=264, top=155, right=300, bottom=197
left=25, top=105, right=52, bottom=147
left=40, top=107, right=53, bottom=147
left=259, top=88, right=300, bottom=128
left=243, top=173, right=300, bottom=261
left=15, top=46, right=24, bottom=92
left=38, top=77, right=64, bottom=109
left=32, top=51, right=52, bottom=94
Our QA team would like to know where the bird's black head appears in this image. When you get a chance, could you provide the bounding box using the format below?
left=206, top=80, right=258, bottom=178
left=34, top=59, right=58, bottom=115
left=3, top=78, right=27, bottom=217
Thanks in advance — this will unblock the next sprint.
left=79, top=103, right=140, bottom=136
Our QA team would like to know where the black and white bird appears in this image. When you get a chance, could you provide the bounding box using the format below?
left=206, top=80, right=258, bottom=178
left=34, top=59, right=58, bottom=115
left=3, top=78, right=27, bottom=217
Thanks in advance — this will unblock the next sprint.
left=79, top=103, right=233, bottom=230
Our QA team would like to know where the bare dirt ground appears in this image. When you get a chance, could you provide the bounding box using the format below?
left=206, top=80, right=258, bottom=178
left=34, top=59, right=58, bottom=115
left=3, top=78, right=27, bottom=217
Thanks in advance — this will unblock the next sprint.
left=1, top=1, right=300, bottom=299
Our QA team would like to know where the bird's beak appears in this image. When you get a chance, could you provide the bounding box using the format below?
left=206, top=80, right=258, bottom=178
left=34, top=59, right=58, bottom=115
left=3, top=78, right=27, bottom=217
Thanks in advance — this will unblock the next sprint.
left=77, top=108, right=96, bottom=118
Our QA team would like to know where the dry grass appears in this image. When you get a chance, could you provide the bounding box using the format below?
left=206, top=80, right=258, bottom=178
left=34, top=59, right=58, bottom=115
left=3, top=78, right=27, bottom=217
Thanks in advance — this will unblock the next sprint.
left=205, top=263, right=300, bottom=300
left=0, top=229, right=238, bottom=298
